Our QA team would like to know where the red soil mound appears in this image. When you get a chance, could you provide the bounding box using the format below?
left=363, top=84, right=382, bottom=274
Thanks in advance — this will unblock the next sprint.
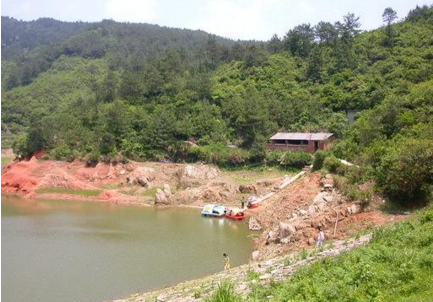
left=1, top=159, right=124, bottom=200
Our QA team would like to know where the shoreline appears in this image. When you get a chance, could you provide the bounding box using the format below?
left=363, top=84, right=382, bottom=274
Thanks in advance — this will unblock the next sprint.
left=2, top=157, right=409, bottom=302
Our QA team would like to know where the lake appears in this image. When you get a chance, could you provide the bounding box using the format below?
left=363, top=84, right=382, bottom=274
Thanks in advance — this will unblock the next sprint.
left=1, top=195, right=253, bottom=302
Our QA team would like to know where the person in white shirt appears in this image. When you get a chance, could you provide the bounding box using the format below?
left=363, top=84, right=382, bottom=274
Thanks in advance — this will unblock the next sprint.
left=316, top=228, right=325, bottom=247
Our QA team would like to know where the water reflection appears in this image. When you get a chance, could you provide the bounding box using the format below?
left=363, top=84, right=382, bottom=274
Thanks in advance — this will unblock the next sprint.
left=1, top=195, right=254, bottom=302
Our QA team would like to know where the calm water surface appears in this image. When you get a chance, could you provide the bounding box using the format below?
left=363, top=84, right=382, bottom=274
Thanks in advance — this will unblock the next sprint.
left=1, top=195, right=253, bottom=302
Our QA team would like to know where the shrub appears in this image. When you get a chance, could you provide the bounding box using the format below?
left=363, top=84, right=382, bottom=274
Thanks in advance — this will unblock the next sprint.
left=265, top=150, right=285, bottom=165
left=324, top=155, right=344, bottom=174
left=280, top=151, right=312, bottom=169
left=375, top=137, right=433, bottom=202
left=187, top=144, right=250, bottom=167
left=12, top=133, right=31, bottom=158
left=50, top=144, right=74, bottom=161
left=312, top=150, right=326, bottom=171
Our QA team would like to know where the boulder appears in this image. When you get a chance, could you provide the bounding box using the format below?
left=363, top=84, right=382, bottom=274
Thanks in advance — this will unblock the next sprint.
left=307, top=237, right=316, bottom=245
left=323, top=194, right=334, bottom=203
left=155, top=188, right=168, bottom=204
left=313, top=192, right=327, bottom=203
left=239, top=184, right=258, bottom=194
left=280, top=237, right=291, bottom=244
left=279, top=222, right=296, bottom=239
left=249, top=217, right=262, bottom=231
left=308, top=205, right=316, bottom=215
left=348, top=204, right=362, bottom=215
left=155, top=184, right=173, bottom=205
left=251, top=250, right=260, bottom=261
left=266, top=230, right=279, bottom=244
left=163, top=183, right=172, bottom=195
left=127, top=167, right=156, bottom=188
left=177, top=165, right=219, bottom=180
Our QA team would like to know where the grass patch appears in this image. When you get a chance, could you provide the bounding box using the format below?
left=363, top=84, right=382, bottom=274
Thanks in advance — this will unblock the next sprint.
left=205, top=281, right=243, bottom=302
left=99, top=183, right=121, bottom=190
left=223, top=168, right=289, bottom=185
left=141, top=187, right=160, bottom=197
left=246, top=269, right=261, bottom=281
left=251, top=204, right=433, bottom=302
left=120, top=188, right=138, bottom=196
left=36, top=188, right=101, bottom=196
left=1, top=157, right=13, bottom=166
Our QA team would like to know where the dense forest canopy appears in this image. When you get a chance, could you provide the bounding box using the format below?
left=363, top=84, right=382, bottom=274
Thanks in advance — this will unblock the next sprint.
left=1, top=5, right=433, bottom=203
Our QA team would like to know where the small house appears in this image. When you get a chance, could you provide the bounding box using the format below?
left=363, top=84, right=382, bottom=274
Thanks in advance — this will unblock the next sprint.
left=267, top=132, right=335, bottom=153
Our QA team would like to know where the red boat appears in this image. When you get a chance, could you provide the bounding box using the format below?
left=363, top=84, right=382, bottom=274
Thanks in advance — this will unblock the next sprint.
left=225, top=208, right=245, bottom=221
left=247, top=201, right=259, bottom=208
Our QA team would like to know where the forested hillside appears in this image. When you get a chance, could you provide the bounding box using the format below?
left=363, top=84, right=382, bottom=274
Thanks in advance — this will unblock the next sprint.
left=1, top=5, right=432, bottom=203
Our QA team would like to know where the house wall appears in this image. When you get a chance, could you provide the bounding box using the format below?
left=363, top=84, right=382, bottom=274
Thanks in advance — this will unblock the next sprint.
left=267, top=137, right=335, bottom=153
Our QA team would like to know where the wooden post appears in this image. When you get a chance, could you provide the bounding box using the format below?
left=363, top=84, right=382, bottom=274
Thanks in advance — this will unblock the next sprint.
left=333, top=209, right=339, bottom=238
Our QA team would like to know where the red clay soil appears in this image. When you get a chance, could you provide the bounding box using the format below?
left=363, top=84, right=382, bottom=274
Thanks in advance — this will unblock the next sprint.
left=1, top=158, right=142, bottom=204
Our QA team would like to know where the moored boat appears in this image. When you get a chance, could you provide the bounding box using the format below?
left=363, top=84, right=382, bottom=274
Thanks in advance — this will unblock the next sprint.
left=225, top=208, right=245, bottom=221
left=211, top=205, right=227, bottom=217
left=201, top=204, right=216, bottom=216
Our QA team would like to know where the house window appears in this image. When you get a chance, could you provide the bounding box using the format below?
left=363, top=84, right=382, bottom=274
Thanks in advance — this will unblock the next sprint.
left=273, top=140, right=286, bottom=145
left=287, top=140, right=308, bottom=145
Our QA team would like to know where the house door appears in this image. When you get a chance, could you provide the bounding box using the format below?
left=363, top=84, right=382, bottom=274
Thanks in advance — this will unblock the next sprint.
left=314, top=141, right=319, bottom=151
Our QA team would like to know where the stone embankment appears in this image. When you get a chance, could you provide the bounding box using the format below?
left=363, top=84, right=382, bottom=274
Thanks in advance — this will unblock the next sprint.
left=114, top=234, right=372, bottom=302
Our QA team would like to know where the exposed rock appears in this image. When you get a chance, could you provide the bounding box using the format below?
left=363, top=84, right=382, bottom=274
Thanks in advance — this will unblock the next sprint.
left=155, top=184, right=174, bottom=205
left=307, top=237, right=316, bottom=245
left=155, top=188, right=168, bottom=205
left=256, top=180, right=275, bottom=187
left=323, top=195, right=334, bottom=203
left=249, top=217, right=262, bottom=231
left=170, top=188, right=201, bottom=205
left=320, top=174, right=334, bottom=188
left=127, top=167, right=156, bottom=188
left=313, top=192, right=327, bottom=203
left=280, top=237, right=291, bottom=244
left=308, top=205, right=316, bottom=215
left=348, top=204, right=362, bottom=215
left=266, top=230, right=279, bottom=244
left=206, top=181, right=239, bottom=201
left=324, top=184, right=333, bottom=190
left=299, top=209, right=308, bottom=216
left=251, top=250, right=260, bottom=261
left=163, top=184, right=172, bottom=195
left=176, top=165, right=219, bottom=180
left=279, top=222, right=296, bottom=239
left=239, top=184, right=258, bottom=194
left=259, top=274, right=271, bottom=280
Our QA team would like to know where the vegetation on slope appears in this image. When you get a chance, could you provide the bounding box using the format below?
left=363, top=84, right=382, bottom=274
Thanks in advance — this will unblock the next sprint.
left=1, top=5, right=433, bottom=203
left=207, top=205, right=433, bottom=302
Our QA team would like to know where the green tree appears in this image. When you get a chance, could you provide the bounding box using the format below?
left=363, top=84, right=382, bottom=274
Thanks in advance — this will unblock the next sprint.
left=284, top=24, right=315, bottom=57
left=382, top=7, right=398, bottom=47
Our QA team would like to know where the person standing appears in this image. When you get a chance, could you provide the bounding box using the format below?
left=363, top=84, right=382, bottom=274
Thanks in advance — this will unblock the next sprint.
left=223, top=253, right=231, bottom=271
left=316, top=228, right=325, bottom=247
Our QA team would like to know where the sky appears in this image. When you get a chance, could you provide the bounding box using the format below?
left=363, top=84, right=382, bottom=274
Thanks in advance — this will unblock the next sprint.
left=1, top=0, right=430, bottom=41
